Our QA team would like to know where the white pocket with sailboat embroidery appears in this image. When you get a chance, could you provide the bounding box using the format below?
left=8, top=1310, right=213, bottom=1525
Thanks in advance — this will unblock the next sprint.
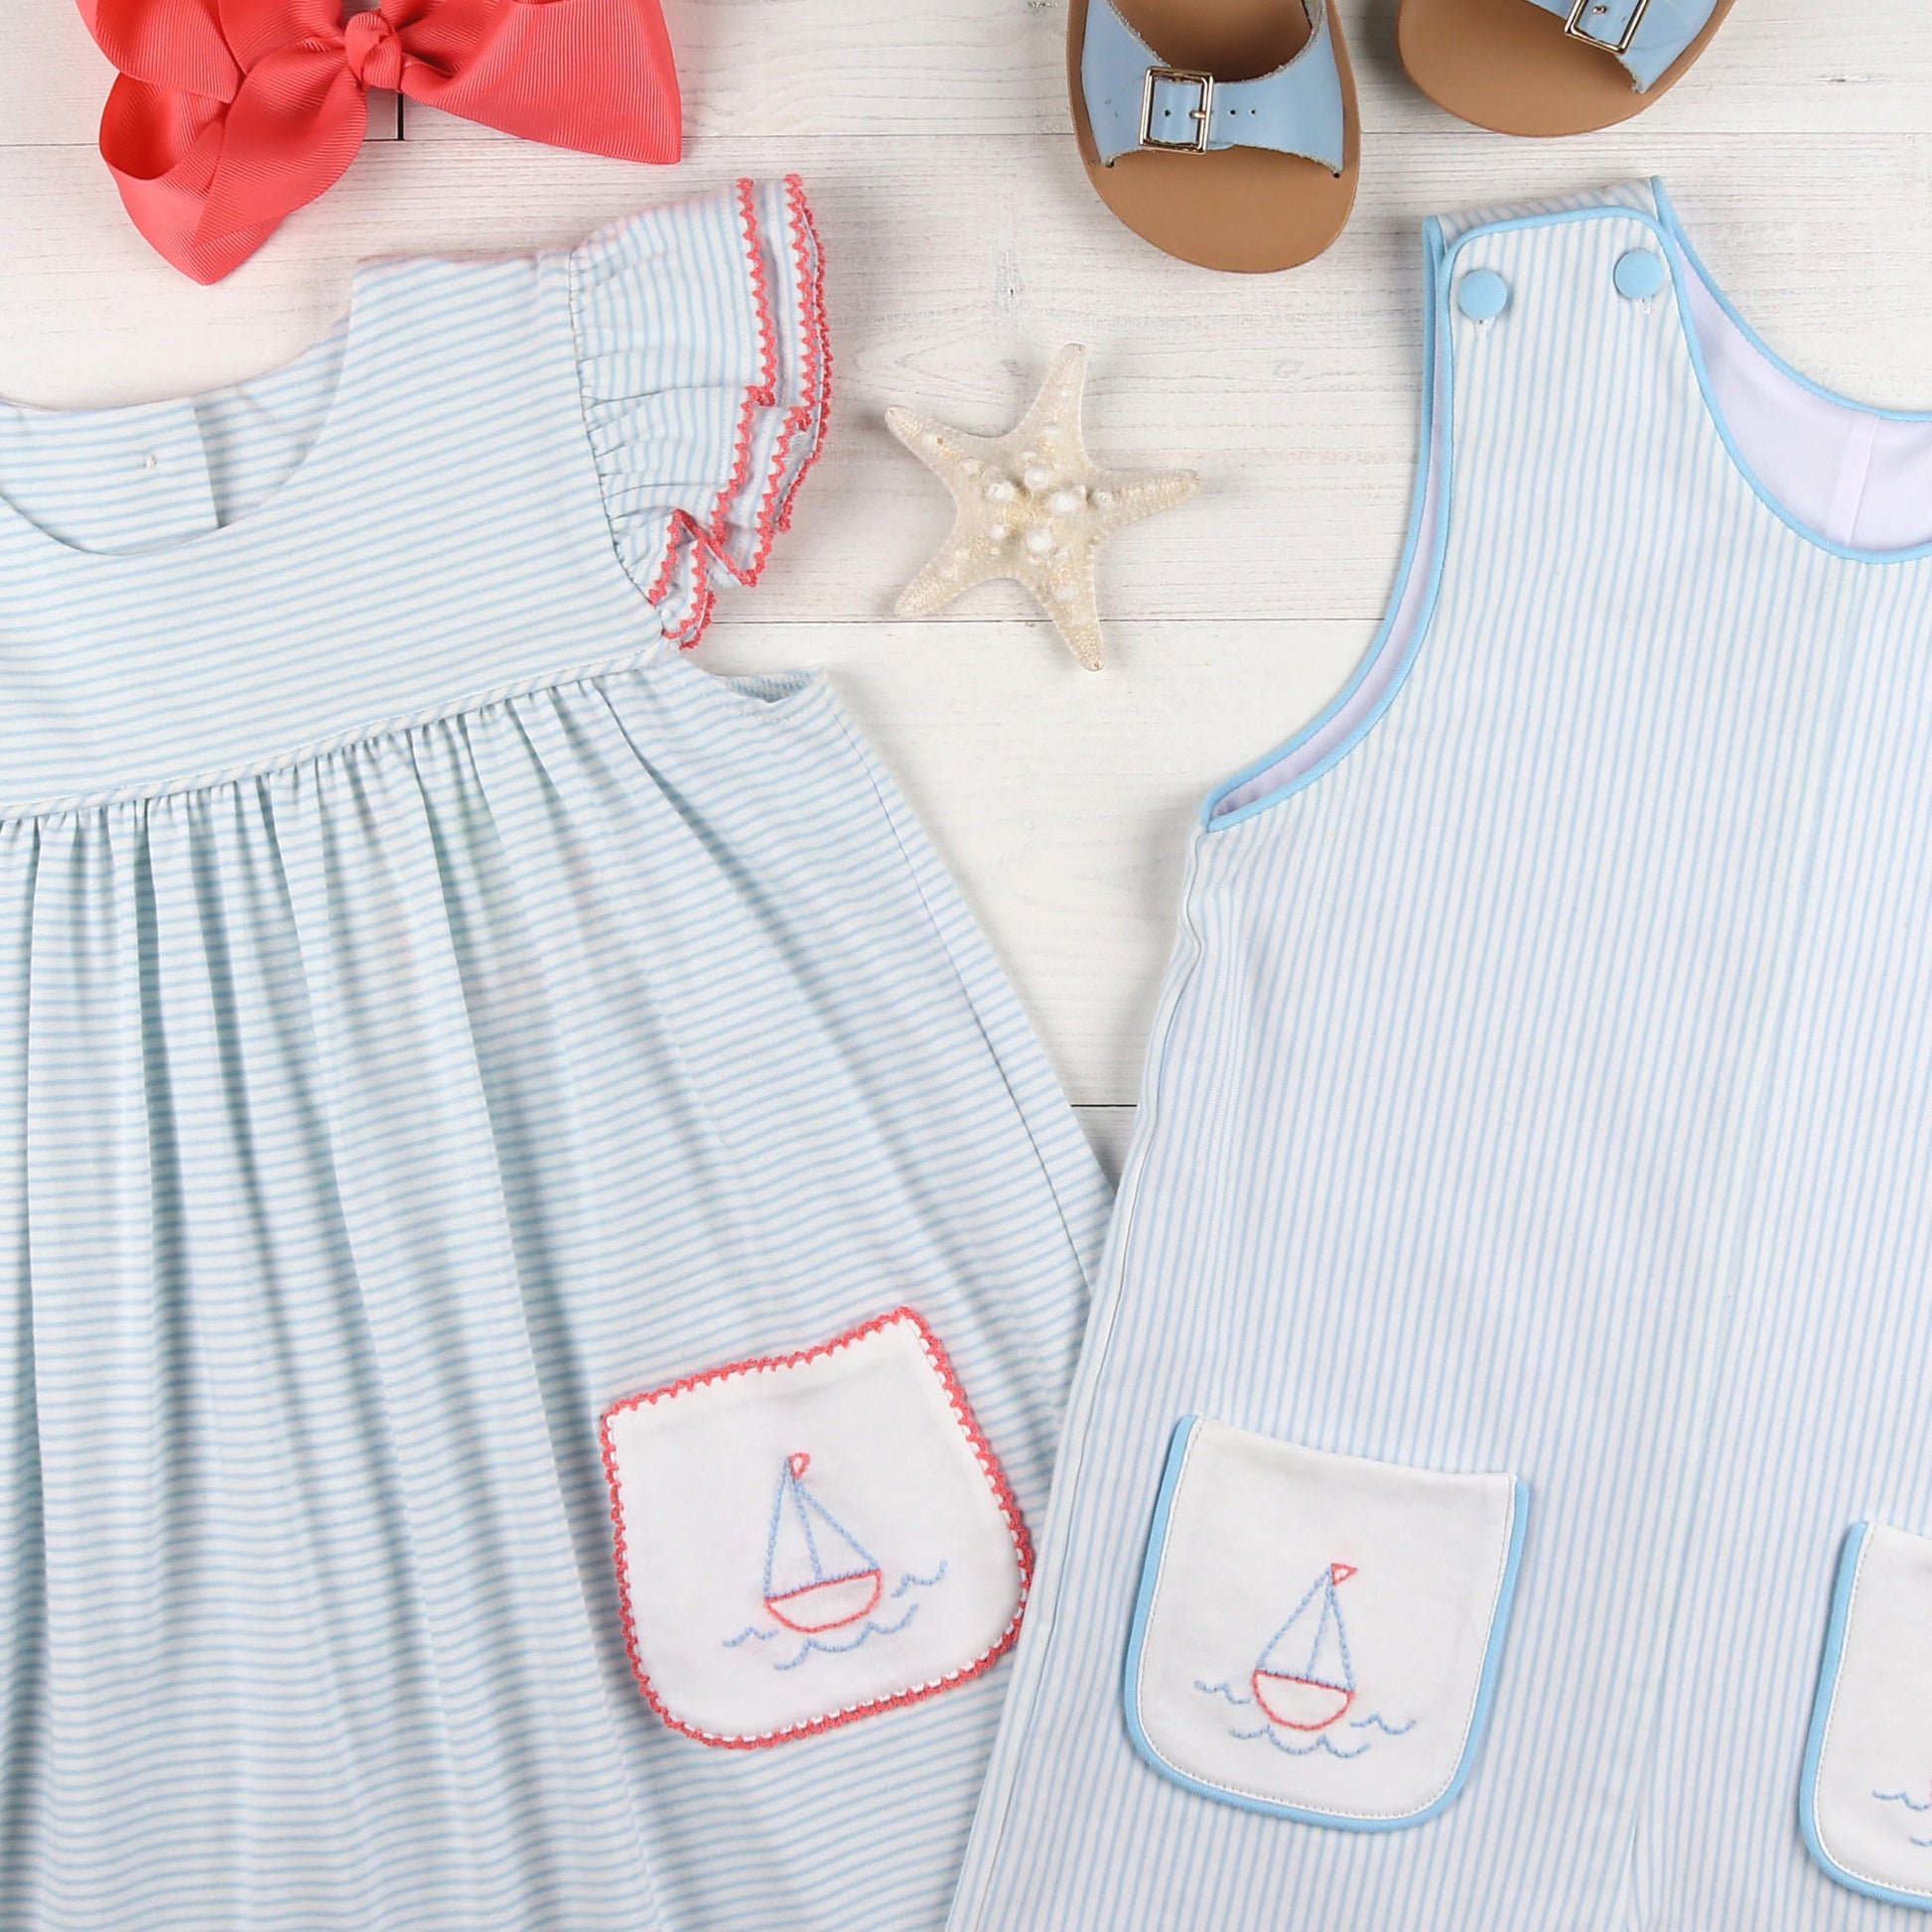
left=599, top=1308, right=1031, bottom=1747
left=1124, top=1416, right=1527, bottom=1829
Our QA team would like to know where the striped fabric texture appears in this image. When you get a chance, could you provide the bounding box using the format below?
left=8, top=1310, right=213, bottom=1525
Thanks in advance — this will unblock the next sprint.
left=0, top=179, right=1109, bottom=1931
left=953, top=181, right=1932, bottom=1930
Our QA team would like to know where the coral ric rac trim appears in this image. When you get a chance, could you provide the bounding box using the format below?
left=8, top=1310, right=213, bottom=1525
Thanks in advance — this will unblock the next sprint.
left=648, top=175, right=833, bottom=649
left=598, top=1306, right=1034, bottom=1750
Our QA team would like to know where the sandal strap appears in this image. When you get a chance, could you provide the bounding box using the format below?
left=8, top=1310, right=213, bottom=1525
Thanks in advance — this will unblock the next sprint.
left=1523, top=0, right=1720, bottom=90
left=1081, top=0, right=1345, bottom=172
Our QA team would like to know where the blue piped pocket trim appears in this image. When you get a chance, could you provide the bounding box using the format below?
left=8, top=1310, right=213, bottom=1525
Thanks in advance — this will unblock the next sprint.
left=1800, top=1523, right=1932, bottom=1912
left=1122, top=1414, right=1528, bottom=1831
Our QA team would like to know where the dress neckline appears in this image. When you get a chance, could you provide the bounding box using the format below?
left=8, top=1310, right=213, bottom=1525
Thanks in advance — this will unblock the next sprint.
left=0, top=265, right=371, bottom=572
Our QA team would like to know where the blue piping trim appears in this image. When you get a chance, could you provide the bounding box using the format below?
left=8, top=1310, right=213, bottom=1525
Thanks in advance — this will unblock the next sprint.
left=1640, top=179, right=1932, bottom=564
left=1651, top=179, right=1932, bottom=427
left=1204, top=181, right=1932, bottom=835
left=1431, top=195, right=1932, bottom=567
left=1121, top=1415, right=1531, bottom=1831
left=1799, top=1524, right=1932, bottom=1911
left=1417, top=193, right=1932, bottom=569
left=1201, top=217, right=1451, bottom=833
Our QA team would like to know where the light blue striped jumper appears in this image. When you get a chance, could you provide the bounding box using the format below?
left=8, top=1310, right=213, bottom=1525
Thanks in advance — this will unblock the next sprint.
left=953, top=181, right=1932, bottom=1929
left=0, top=179, right=1109, bottom=1931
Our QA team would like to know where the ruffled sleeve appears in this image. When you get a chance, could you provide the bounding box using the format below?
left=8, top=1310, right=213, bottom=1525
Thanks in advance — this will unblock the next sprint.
left=568, top=177, right=829, bottom=646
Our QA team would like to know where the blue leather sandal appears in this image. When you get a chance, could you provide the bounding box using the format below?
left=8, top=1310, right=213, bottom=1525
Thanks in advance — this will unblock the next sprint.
left=1399, top=0, right=1738, bottom=135
left=1068, top=0, right=1358, bottom=273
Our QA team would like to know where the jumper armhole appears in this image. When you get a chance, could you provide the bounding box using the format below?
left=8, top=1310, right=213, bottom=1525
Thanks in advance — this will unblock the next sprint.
left=1203, top=218, right=1452, bottom=830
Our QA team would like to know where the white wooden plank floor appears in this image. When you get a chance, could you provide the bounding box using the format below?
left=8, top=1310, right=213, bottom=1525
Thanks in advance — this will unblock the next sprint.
left=3, top=2, right=1928, bottom=1179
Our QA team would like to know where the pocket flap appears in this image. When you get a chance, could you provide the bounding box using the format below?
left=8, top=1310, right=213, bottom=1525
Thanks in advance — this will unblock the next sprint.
left=1802, top=1522, right=1932, bottom=1909
left=1124, top=1415, right=1527, bottom=1829
left=600, top=1308, right=1031, bottom=1747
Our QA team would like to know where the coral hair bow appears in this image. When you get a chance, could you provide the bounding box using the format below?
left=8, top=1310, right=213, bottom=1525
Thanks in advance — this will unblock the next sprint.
left=74, top=0, right=682, bottom=283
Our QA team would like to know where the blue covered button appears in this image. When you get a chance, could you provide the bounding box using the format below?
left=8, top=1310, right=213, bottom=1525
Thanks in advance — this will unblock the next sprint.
left=1455, top=268, right=1509, bottom=322
left=1613, top=248, right=1667, bottom=300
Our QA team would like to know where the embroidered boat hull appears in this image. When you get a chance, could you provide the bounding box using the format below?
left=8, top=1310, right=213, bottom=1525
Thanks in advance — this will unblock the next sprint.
left=1250, top=1670, right=1355, bottom=1731
left=763, top=1571, right=885, bottom=1633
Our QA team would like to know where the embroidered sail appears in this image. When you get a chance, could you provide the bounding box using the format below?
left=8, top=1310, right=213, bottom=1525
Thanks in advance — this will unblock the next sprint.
left=1251, top=1562, right=1357, bottom=1730
left=761, top=1451, right=884, bottom=1633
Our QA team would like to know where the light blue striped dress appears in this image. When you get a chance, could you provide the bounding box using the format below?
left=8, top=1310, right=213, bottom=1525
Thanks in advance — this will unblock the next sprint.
left=953, top=181, right=1932, bottom=1929
left=0, top=178, right=1109, bottom=1931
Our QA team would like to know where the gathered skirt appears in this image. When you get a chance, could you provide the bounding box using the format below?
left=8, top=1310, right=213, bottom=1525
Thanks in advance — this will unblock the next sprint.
left=0, top=647, right=1109, bottom=1929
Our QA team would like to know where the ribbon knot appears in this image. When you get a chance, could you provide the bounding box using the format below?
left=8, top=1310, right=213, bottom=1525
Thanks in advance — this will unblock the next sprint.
left=343, top=9, right=403, bottom=90
left=74, top=0, right=684, bottom=284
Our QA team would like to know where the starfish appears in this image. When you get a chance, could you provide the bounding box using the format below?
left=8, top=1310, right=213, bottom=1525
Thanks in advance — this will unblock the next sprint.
left=887, top=345, right=1199, bottom=670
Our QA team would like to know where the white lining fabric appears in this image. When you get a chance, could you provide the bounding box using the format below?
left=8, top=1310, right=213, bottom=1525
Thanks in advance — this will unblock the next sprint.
left=1681, top=270, right=1932, bottom=554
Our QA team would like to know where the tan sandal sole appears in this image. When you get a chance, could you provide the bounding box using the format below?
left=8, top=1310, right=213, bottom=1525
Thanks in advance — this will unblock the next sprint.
left=1398, top=0, right=1738, bottom=137
left=1067, top=0, right=1360, bottom=274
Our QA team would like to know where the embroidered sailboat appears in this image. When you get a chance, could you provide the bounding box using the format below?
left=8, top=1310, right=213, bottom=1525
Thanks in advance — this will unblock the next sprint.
left=760, top=1452, right=884, bottom=1634
left=1251, top=1562, right=1358, bottom=1730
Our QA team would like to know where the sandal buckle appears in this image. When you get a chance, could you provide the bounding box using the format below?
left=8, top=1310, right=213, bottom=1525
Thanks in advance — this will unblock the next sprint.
left=1562, top=0, right=1651, bottom=57
left=1138, top=67, right=1216, bottom=153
